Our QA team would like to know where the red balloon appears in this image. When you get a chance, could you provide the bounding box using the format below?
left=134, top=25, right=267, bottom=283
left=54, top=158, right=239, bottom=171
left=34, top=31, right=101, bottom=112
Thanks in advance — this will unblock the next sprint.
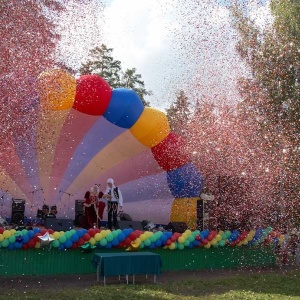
left=48, top=229, right=54, bottom=234
left=83, top=233, right=90, bottom=241
left=22, top=244, right=29, bottom=250
left=73, top=74, right=112, bottom=115
left=151, top=132, right=190, bottom=171
left=166, top=239, right=172, bottom=246
left=0, top=227, right=4, bottom=234
left=78, top=238, right=85, bottom=246
left=207, top=234, right=214, bottom=241
left=71, top=242, right=78, bottom=249
left=88, top=229, right=96, bottom=237
left=129, top=233, right=137, bottom=240
left=40, top=229, right=47, bottom=235
left=28, top=239, right=36, bottom=248
left=124, top=237, right=131, bottom=246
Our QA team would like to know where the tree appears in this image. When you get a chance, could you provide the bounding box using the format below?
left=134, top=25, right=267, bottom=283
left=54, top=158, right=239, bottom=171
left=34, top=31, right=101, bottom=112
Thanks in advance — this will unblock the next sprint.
left=120, top=68, right=151, bottom=106
left=166, top=90, right=190, bottom=137
left=0, top=0, right=63, bottom=147
left=79, top=44, right=122, bottom=88
left=230, top=1, right=300, bottom=229
left=79, top=44, right=152, bottom=106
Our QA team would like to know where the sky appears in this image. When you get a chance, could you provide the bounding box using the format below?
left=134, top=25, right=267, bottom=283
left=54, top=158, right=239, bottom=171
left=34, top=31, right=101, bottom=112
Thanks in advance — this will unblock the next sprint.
left=57, top=0, right=273, bottom=111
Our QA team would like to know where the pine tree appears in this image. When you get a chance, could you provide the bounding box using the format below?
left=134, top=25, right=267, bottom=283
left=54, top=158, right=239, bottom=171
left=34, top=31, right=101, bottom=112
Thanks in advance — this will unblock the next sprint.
left=166, top=90, right=190, bottom=137
left=79, top=44, right=152, bottom=106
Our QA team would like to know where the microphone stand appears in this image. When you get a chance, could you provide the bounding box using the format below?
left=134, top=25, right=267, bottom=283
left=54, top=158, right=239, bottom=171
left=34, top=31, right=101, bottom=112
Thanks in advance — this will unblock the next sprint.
left=59, top=191, right=73, bottom=218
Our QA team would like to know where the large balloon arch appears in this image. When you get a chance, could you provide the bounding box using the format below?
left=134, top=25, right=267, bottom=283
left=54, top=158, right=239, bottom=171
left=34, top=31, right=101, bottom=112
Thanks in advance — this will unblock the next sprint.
left=0, top=69, right=203, bottom=227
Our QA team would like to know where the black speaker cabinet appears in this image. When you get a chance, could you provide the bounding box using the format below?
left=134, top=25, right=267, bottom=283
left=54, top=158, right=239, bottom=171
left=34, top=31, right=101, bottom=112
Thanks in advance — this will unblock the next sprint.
left=166, top=222, right=187, bottom=233
left=74, top=200, right=84, bottom=226
left=75, top=200, right=84, bottom=214
left=45, top=218, right=73, bottom=231
left=117, top=221, right=143, bottom=231
left=11, top=199, right=25, bottom=225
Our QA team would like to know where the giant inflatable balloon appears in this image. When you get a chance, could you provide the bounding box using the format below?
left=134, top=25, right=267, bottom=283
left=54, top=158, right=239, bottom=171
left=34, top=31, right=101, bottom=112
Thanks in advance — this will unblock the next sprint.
left=0, top=69, right=203, bottom=228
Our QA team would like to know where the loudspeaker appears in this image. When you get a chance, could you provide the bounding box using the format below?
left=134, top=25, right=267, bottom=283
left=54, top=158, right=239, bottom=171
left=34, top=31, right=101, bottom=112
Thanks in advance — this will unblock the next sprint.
left=74, top=200, right=84, bottom=226
left=166, top=222, right=187, bottom=233
left=117, top=221, right=143, bottom=231
left=11, top=199, right=25, bottom=225
left=75, top=200, right=84, bottom=214
left=45, top=218, right=73, bottom=231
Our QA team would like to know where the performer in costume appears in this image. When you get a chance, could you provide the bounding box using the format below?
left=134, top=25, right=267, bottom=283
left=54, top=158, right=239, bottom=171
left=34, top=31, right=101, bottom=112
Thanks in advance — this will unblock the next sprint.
left=103, top=178, right=123, bottom=230
left=82, top=184, right=105, bottom=229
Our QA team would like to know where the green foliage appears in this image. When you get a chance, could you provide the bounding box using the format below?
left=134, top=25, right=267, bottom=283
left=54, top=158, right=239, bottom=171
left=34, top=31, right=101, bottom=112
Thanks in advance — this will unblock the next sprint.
left=79, top=44, right=151, bottom=107
left=166, top=90, right=190, bottom=137
left=1, top=269, right=300, bottom=300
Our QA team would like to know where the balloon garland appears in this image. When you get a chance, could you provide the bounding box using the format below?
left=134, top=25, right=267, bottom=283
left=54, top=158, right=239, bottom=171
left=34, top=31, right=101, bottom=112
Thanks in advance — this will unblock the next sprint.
left=0, top=226, right=283, bottom=251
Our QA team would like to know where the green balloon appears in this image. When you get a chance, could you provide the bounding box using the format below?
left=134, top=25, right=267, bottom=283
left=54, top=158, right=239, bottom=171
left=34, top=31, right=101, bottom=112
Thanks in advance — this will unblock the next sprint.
left=177, top=243, right=184, bottom=250
left=59, top=235, right=66, bottom=243
left=144, top=239, right=151, bottom=247
left=1, top=239, right=9, bottom=247
left=106, top=233, right=113, bottom=242
left=9, top=236, right=16, bottom=244
left=52, top=240, right=60, bottom=248
left=100, top=239, right=107, bottom=246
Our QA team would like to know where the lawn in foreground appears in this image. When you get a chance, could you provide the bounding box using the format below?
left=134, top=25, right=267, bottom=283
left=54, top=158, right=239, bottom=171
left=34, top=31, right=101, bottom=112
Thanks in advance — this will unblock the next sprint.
left=1, top=269, right=300, bottom=300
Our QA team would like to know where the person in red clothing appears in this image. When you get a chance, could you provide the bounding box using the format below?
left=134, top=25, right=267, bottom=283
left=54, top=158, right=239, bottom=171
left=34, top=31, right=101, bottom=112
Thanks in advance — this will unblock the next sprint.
left=81, top=184, right=105, bottom=229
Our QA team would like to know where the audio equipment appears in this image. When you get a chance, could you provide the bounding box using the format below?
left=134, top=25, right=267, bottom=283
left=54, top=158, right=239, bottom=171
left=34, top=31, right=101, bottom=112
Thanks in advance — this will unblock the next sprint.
left=11, top=199, right=25, bottom=225
left=117, top=220, right=143, bottom=231
left=74, top=200, right=84, bottom=226
left=166, top=222, right=187, bottom=233
left=45, top=218, right=73, bottom=231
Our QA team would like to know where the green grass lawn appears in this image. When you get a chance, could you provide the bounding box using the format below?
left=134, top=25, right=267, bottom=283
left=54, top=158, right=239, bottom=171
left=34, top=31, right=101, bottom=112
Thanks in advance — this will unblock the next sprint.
left=1, top=269, right=300, bottom=300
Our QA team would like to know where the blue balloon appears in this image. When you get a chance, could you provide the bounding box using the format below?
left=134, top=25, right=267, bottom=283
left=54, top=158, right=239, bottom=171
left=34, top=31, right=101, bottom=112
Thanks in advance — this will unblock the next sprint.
left=167, top=162, right=204, bottom=197
left=14, top=242, right=23, bottom=249
left=22, top=235, right=30, bottom=243
left=8, top=243, right=15, bottom=250
left=33, top=227, right=41, bottom=233
left=112, top=238, right=119, bottom=247
left=71, top=233, right=79, bottom=242
left=106, top=242, right=112, bottom=249
left=27, top=230, right=35, bottom=238
left=103, top=88, right=144, bottom=128
left=118, top=233, right=125, bottom=242
left=65, top=239, right=73, bottom=249
left=155, top=240, right=162, bottom=247
left=149, top=243, right=155, bottom=249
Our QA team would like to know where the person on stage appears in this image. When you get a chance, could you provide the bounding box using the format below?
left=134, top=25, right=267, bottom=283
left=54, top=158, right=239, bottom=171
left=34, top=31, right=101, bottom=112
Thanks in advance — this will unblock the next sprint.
left=82, top=184, right=105, bottom=229
left=103, top=178, right=123, bottom=230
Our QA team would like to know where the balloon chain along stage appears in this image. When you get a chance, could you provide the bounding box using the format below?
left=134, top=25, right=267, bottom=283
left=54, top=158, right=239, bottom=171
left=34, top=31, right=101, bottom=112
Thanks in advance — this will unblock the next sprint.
left=0, top=226, right=279, bottom=276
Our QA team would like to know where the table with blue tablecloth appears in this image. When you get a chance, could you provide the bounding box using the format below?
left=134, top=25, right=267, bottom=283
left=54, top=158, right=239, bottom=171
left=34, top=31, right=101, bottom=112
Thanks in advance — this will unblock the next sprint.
left=92, top=252, right=162, bottom=285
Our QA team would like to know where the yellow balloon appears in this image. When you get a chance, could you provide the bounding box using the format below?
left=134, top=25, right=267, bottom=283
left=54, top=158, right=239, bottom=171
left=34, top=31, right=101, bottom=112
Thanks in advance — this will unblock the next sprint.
left=94, top=233, right=103, bottom=242
left=130, top=107, right=170, bottom=148
left=204, top=242, right=211, bottom=249
left=185, top=229, right=192, bottom=236
left=216, top=235, right=222, bottom=242
left=169, top=242, right=176, bottom=250
left=10, top=229, right=16, bottom=235
left=35, top=242, right=41, bottom=248
left=89, top=237, right=96, bottom=245
left=38, top=69, right=76, bottom=111
left=139, top=234, right=147, bottom=241
left=3, top=230, right=11, bottom=239
left=53, top=231, right=61, bottom=240
left=101, top=230, right=108, bottom=238
left=178, top=236, right=185, bottom=244
left=210, top=239, right=217, bottom=246
left=134, top=238, right=141, bottom=246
